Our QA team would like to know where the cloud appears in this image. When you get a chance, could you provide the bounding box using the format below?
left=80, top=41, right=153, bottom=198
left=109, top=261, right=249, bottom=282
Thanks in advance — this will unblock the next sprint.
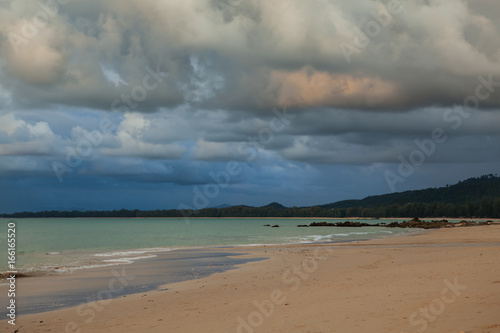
left=100, top=113, right=187, bottom=159
left=0, top=0, right=499, bottom=212
left=0, top=113, right=59, bottom=156
left=264, top=68, right=398, bottom=109
left=0, top=0, right=499, bottom=111
left=191, top=140, right=242, bottom=161
left=1, top=101, right=499, bottom=185
left=100, top=65, right=128, bottom=87
left=178, top=55, right=225, bottom=104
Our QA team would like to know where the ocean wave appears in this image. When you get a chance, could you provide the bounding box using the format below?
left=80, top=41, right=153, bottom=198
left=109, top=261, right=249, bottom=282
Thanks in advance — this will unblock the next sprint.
left=101, top=255, right=158, bottom=264
left=237, top=243, right=296, bottom=247
left=94, top=247, right=177, bottom=257
left=295, top=230, right=402, bottom=243
left=1, top=263, right=122, bottom=277
left=306, top=234, right=337, bottom=242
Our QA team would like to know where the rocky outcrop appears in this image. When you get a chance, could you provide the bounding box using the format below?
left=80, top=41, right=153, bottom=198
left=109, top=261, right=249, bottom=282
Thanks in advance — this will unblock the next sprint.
left=297, top=218, right=498, bottom=229
left=308, top=221, right=371, bottom=227
left=387, top=218, right=450, bottom=229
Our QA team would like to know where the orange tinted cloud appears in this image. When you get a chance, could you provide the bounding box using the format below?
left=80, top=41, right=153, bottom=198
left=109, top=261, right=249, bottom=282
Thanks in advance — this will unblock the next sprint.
left=266, top=67, right=398, bottom=109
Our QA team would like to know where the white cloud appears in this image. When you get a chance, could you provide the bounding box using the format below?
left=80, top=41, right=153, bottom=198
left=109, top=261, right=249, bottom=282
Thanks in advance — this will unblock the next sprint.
left=100, top=65, right=128, bottom=87
left=99, top=113, right=187, bottom=159
left=0, top=113, right=24, bottom=135
left=27, top=121, right=54, bottom=138
left=0, top=113, right=59, bottom=156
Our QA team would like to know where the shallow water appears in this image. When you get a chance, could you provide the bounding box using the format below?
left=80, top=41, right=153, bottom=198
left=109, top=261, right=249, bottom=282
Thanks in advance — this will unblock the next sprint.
left=0, top=249, right=265, bottom=316
left=0, top=218, right=419, bottom=274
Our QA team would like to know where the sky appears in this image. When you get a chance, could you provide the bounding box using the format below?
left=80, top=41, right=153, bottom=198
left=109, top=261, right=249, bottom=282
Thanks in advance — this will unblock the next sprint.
left=0, top=0, right=499, bottom=213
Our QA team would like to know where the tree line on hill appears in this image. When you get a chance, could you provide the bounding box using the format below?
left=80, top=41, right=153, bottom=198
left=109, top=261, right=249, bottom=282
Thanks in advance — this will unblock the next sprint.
left=2, top=174, right=500, bottom=218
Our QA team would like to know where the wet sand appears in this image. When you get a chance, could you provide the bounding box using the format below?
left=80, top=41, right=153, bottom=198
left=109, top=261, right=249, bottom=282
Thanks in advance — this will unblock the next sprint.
left=1, top=225, right=500, bottom=332
left=0, top=248, right=264, bottom=316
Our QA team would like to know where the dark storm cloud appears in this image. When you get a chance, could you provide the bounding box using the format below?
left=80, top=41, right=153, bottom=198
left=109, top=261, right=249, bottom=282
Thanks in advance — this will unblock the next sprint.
left=0, top=0, right=500, bottom=213
left=1, top=0, right=499, bottom=112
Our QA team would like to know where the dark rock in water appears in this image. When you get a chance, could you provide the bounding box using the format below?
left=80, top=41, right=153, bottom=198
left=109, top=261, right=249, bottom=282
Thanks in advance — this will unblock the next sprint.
left=387, top=218, right=453, bottom=229
left=263, top=224, right=271, bottom=227
left=297, top=224, right=309, bottom=227
left=271, top=225, right=280, bottom=228
left=309, top=221, right=334, bottom=227
left=308, top=221, right=370, bottom=227
left=295, top=217, right=495, bottom=229
left=335, top=221, right=371, bottom=227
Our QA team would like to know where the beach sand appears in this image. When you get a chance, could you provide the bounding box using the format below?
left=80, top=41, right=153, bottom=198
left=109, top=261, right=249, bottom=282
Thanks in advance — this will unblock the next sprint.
left=2, top=225, right=500, bottom=333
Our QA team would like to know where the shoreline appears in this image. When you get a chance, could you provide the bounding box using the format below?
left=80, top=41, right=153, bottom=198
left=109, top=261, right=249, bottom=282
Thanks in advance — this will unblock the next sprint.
left=0, top=248, right=267, bottom=317
left=2, top=217, right=497, bottom=278
left=2, top=225, right=500, bottom=332
left=0, top=222, right=424, bottom=277
left=2, top=216, right=499, bottom=220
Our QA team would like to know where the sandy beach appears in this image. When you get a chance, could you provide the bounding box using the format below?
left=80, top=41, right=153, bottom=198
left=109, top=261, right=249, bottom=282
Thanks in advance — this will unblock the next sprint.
left=2, top=225, right=500, bottom=333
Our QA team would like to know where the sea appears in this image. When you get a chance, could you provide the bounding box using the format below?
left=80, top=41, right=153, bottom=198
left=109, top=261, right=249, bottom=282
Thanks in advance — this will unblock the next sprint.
left=0, top=217, right=421, bottom=276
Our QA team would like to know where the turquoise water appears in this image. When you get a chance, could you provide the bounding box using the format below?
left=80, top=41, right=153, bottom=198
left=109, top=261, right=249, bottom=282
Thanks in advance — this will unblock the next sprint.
left=0, top=218, right=417, bottom=274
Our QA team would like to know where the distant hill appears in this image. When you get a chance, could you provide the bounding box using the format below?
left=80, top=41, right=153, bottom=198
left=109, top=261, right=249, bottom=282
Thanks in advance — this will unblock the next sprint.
left=2, top=174, right=499, bottom=218
left=322, top=174, right=500, bottom=209
left=210, top=204, right=233, bottom=209
left=261, top=202, right=287, bottom=210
